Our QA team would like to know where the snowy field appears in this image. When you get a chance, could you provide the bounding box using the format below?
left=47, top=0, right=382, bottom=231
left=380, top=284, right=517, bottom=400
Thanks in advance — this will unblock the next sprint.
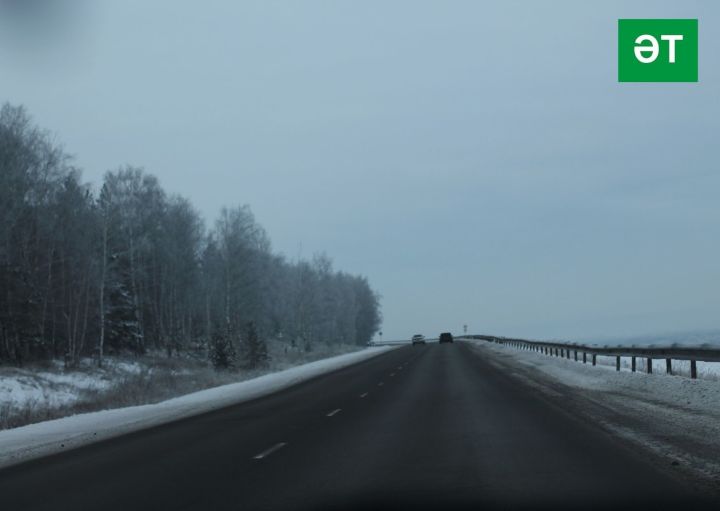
left=0, top=340, right=369, bottom=431
left=466, top=339, right=720, bottom=486
left=0, top=359, right=140, bottom=416
left=0, top=345, right=396, bottom=469
left=583, top=354, right=720, bottom=380
left=579, top=330, right=720, bottom=348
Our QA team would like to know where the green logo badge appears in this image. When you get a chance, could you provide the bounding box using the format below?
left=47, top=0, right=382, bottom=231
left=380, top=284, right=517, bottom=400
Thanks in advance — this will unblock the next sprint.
left=618, top=19, right=698, bottom=82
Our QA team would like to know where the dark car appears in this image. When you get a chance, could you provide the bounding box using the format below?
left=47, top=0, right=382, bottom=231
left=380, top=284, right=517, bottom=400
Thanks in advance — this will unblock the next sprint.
left=439, top=332, right=453, bottom=343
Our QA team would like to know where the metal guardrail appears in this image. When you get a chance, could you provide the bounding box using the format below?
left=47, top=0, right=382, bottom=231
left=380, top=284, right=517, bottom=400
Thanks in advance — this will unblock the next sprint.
left=461, top=334, right=720, bottom=379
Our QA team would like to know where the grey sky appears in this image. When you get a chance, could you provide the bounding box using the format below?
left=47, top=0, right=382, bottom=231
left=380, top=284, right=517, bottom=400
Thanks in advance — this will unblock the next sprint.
left=1, top=1, right=718, bottom=341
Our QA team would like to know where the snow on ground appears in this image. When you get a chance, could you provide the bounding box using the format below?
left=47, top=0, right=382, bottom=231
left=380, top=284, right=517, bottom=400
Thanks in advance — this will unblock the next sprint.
left=0, top=341, right=363, bottom=430
left=465, top=339, right=720, bottom=488
left=0, top=367, right=115, bottom=410
left=0, top=346, right=396, bottom=469
left=580, top=329, right=720, bottom=348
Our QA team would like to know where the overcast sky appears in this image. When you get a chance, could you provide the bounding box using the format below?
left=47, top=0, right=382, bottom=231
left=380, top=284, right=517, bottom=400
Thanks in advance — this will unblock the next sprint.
left=1, top=1, right=718, bottom=342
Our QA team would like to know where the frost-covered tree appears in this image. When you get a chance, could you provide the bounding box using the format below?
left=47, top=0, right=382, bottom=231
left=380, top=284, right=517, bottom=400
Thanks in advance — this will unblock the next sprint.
left=0, top=102, right=382, bottom=366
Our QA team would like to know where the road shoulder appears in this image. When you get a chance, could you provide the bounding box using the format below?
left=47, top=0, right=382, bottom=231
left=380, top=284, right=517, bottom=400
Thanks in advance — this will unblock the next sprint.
left=463, top=339, right=720, bottom=497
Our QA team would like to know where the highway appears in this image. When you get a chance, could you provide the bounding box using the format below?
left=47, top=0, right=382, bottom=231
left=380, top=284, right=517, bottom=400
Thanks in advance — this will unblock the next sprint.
left=0, top=342, right=706, bottom=510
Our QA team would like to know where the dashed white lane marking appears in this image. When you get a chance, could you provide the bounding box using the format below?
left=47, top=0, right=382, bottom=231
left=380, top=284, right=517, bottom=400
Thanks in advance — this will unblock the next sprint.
left=360, top=392, right=369, bottom=398
left=378, top=382, right=384, bottom=387
left=253, top=442, right=287, bottom=460
left=327, top=408, right=342, bottom=417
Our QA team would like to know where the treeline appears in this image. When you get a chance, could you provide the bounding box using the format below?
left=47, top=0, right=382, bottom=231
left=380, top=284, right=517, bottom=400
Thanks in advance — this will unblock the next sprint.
left=0, top=103, right=381, bottom=367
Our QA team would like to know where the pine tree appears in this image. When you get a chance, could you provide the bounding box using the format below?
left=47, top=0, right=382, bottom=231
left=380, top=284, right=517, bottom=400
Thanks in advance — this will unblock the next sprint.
left=244, top=321, right=268, bottom=369
left=105, top=254, right=143, bottom=354
left=209, top=328, right=236, bottom=370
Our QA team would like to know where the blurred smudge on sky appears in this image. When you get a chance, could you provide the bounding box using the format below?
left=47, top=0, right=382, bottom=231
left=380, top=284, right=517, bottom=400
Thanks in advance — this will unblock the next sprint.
left=0, top=0, right=87, bottom=50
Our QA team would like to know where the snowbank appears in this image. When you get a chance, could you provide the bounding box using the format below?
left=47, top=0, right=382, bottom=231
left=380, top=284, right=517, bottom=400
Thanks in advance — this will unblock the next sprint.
left=0, top=346, right=396, bottom=469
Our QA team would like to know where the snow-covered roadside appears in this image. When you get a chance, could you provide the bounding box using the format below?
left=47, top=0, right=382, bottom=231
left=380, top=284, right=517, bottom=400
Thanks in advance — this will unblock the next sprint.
left=0, top=341, right=365, bottom=430
left=465, top=340, right=720, bottom=491
left=0, top=359, right=139, bottom=412
left=0, top=346, right=396, bottom=470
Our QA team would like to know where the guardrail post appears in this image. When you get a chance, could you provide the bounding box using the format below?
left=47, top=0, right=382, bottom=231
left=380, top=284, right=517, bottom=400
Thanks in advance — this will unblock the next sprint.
left=567, top=350, right=571, bottom=360
left=583, top=352, right=587, bottom=364
left=592, top=354, right=596, bottom=366
left=690, top=360, right=697, bottom=379
left=631, top=356, right=636, bottom=372
left=616, top=356, right=620, bottom=371
left=647, top=358, right=653, bottom=374
left=574, top=350, right=578, bottom=361
left=666, top=358, right=672, bottom=375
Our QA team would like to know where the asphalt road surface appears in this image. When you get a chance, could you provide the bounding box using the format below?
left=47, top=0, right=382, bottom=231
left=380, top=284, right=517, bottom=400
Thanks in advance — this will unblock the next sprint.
left=0, top=342, right=711, bottom=510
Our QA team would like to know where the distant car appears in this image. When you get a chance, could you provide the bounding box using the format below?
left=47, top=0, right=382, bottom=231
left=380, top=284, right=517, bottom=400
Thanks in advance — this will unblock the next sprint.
left=439, top=332, right=454, bottom=343
left=411, top=334, right=425, bottom=345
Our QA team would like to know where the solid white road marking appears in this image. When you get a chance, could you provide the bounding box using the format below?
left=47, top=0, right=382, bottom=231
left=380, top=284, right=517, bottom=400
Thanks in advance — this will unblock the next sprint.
left=360, top=392, right=369, bottom=398
left=327, top=408, right=342, bottom=417
left=253, top=442, right=287, bottom=460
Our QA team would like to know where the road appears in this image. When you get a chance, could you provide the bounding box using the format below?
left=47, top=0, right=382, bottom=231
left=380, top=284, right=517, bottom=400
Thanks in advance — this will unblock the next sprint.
left=0, top=342, right=709, bottom=510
